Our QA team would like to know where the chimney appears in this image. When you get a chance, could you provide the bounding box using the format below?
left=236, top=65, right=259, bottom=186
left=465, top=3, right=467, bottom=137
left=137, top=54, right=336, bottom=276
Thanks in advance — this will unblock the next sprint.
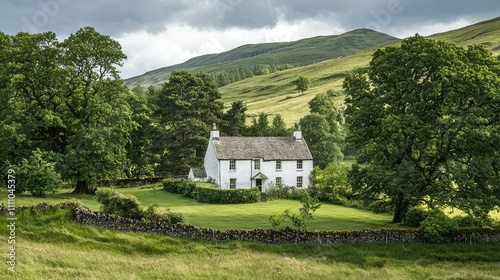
left=293, top=123, right=302, bottom=140
left=210, top=122, right=220, bottom=142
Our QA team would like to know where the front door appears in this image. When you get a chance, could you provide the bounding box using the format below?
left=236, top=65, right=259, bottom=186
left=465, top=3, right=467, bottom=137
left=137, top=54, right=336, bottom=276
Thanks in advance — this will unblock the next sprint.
left=256, top=179, right=262, bottom=192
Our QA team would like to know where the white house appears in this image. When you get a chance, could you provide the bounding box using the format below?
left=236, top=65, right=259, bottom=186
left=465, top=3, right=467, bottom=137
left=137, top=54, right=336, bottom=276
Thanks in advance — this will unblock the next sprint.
left=188, top=123, right=314, bottom=191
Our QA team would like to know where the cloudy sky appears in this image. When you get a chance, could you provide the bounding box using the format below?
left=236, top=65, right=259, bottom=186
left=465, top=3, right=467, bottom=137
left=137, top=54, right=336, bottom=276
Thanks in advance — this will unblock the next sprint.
left=1, top=0, right=499, bottom=79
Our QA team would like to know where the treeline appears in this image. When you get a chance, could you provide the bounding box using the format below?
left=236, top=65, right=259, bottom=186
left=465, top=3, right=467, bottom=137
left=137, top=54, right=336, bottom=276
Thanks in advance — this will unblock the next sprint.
left=211, top=64, right=293, bottom=87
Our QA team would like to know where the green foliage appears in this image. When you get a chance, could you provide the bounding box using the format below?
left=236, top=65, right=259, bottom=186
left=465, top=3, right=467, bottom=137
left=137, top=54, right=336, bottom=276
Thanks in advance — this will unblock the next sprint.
left=96, top=188, right=143, bottom=220
left=220, top=100, right=248, bottom=136
left=211, top=64, right=294, bottom=87
left=153, top=70, right=223, bottom=176
left=453, top=215, right=490, bottom=228
left=269, top=191, right=321, bottom=230
left=0, top=27, right=134, bottom=194
left=300, top=113, right=343, bottom=168
left=419, top=210, right=459, bottom=243
left=344, top=35, right=500, bottom=223
left=95, top=188, right=184, bottom=224
left=266, top=185, right=307, bottom=200
left=162, top=178, right=198, bottom=198
left=402, top=208, right=430, bottom=227
left=12, top=149, right=63, bottom=197
left=311, top=163, right=352, bottom=205
left=196, top=186, right=260, bottom=204
left=294, top=76, right=310, bottom=95
left=163, top=179, right=259, bottom=204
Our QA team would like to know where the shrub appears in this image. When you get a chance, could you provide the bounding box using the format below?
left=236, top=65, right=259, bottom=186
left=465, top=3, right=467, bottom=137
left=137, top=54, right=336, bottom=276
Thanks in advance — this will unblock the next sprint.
left=12, top=149, right=63, bottom=197
left=95, top=189, right=184, bottom=223
left=143, top=204, right=183, bottom=224
left=311, top=163, right=352, bottom=205
left=453, top=215, right=489, bottom=228
left=96, top=189, right=143, bottom=220
left=402, top=208, right=430, bottom=227
left=163, top=178, right=197, bottom=198
left=419, top=209, right=458, bottom=243
left=196, top=186, right=260, bottom=204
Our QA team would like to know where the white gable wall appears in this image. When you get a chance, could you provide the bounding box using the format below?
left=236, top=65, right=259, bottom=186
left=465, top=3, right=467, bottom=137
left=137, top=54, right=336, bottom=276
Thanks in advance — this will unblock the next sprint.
left=204, top=141, right=219, bottom=184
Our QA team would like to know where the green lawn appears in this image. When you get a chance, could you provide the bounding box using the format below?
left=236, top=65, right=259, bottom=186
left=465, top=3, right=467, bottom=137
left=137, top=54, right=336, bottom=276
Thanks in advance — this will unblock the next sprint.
left=6, top=185, right=395, bottom=231
left=1, top=208, right=499, bottom=280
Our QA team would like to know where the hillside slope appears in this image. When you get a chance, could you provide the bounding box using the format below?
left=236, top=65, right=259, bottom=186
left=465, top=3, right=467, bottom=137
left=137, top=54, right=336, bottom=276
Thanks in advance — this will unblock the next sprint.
left=219, top=17, right=500, bottom=124
left=124, top=29, right=398, bottom=87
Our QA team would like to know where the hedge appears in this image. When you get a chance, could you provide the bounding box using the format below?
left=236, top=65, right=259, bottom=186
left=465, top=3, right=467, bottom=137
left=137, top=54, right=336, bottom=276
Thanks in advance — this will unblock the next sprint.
left=196, top=185, right=260, bottom=204
left=163, top=178, right=259, bottom=204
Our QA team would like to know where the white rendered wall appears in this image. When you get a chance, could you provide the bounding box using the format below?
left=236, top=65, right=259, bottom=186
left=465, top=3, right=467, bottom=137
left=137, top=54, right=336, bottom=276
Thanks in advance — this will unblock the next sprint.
left=203, top=141, right=219, bottom=184
left=218, top=159, right=313, bottom=190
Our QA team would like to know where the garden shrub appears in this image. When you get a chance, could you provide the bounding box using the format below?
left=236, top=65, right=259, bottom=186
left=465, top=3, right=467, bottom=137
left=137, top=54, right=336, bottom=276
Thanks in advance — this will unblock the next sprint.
left=402, top=208, right=430, bottom=227
left=419, top=209, right=458, bottom=243
left=266, top=185, right=306, bottom=201
left=196, top=186, right=260, bottom=204
left=163, top=178, right=197, bottom=198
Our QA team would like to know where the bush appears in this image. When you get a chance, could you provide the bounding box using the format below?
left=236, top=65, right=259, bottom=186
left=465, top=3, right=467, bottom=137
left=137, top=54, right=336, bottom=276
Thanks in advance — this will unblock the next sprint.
left=96, top=189, right=143, bottom=220
left=402, top=208, right=430, bottom=227
left=11, top=149, right=63, bottom=197
left=453, top=215, right=489, bottom=228
left=163, top=178, right=197, bottom=198
left=419, top=210, right=458, bottom=243
left=196, top=186, right=260, bottom=204
left=143, top=204, right=183, bottom=224
left=266, top=185, right=306, bottom=201
left=95, top=189, right=184, bottom=223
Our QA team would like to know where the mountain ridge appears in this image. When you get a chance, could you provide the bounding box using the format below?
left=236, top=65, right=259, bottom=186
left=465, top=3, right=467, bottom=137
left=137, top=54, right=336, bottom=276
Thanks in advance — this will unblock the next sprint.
left=124, top=28, right=399, bottom=87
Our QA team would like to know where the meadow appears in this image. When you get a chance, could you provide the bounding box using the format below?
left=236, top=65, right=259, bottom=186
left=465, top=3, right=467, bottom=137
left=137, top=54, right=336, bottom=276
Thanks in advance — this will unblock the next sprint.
left=1, top=207, right=499, bottom=280
left=10, top=185, right=395, bottom=231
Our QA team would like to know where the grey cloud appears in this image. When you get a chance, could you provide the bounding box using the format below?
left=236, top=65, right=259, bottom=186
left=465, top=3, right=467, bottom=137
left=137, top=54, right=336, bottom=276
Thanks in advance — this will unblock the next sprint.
left=1, top=0, right=499, bottom=37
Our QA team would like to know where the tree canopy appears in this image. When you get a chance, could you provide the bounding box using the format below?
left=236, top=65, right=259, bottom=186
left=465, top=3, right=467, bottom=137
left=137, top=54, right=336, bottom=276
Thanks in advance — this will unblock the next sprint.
left=0, top=27, right=133, bottom=194
left=344, top=35, right=500, bottom=223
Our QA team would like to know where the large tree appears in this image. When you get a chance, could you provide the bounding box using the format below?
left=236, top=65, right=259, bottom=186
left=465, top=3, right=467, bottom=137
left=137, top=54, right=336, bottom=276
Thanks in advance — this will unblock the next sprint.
left=344, top=35, right=500, bottom=223
left=1, top=27, right=133, bottom=194
left=153, top=70, right=223, bottom=176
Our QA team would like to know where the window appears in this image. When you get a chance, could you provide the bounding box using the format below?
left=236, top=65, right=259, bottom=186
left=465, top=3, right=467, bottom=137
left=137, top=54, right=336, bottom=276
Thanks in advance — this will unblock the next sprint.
left=276, top=160, right=281, bottom=170
left=276, top=177, right=282, bottom=187
left=229, top=159, right=236, bottom=171
left=230, top=178, right=236, bottom=189
left=254, top=159, right=260, bottom=170
left=296, top=176, right=303, bottom=188
left=297, top=160, right=303, bottom=170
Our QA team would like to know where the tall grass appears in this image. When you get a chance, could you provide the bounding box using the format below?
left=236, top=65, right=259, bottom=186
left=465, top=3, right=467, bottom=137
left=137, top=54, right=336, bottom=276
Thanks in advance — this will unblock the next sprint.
left=1, top=208, right=499, bottom=279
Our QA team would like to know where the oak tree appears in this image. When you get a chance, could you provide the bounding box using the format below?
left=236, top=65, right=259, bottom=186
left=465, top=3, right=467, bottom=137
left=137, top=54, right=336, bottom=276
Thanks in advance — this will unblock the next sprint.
left=344, top=35, right=500, bottom=223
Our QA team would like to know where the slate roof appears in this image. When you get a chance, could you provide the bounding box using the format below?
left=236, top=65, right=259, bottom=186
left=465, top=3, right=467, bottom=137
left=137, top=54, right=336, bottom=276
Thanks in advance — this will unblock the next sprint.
left=190, top=167, right=207, bottom=178
left=213, top=137, right=313, bottom=160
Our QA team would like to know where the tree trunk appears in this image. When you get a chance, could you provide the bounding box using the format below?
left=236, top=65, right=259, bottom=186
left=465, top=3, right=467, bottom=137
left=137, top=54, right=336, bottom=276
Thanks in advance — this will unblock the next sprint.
left=72, top=179, right=95, bottom=195
left=392, top=198, right=410, bottom=223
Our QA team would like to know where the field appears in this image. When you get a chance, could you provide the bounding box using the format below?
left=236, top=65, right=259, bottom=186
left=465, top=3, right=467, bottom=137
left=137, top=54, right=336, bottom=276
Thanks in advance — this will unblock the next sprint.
left=1, top=207, right=499, bottom=279
left=10, top=185, right=395, bottom=231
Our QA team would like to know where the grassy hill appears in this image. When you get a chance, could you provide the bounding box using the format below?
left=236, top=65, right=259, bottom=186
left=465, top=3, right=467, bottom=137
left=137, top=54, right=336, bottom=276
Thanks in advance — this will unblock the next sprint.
left=124, top=28, right=399, bottom=87
left=219, top=17, right=500, bottom=124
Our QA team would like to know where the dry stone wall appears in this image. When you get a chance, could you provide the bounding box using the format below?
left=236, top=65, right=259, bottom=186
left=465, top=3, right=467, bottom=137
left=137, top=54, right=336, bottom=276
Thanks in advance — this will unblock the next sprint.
left=2, top=203, right=499, bottom=244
